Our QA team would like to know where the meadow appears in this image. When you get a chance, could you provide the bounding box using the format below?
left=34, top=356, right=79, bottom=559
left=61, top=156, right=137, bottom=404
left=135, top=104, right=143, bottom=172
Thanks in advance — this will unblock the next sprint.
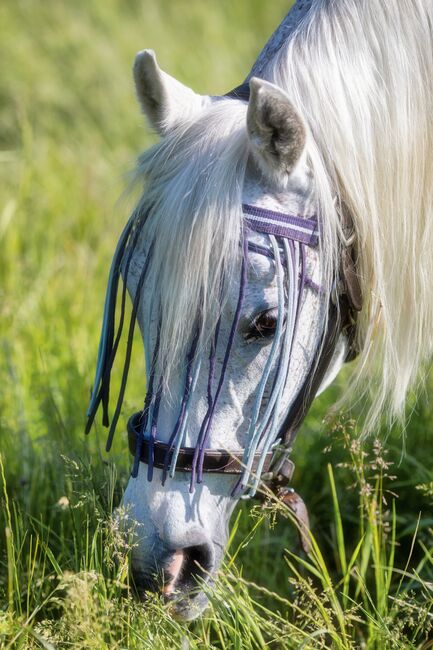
left=0, top=1, right=432, bottom=647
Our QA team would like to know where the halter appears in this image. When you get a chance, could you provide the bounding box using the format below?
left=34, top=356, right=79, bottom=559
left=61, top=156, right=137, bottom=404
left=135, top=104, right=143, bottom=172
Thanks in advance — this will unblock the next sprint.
left=86, top=83, right=361, bottom=533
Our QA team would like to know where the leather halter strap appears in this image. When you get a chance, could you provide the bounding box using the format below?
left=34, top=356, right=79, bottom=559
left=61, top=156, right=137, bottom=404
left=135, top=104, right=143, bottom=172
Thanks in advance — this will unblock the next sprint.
left=127, top=411, right=276, bottom=475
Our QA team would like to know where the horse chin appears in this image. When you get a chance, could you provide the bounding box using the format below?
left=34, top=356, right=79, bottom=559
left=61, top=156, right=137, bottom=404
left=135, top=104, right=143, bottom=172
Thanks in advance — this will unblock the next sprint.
left=132, top=564, right=212, bottom=621
left=162, top=548, right=219, bottom=620
left=166, top=590, right=210, bottom=621
left=163, top=562, right=217, bottom=620
left=130, top=542, right=221, bottom=620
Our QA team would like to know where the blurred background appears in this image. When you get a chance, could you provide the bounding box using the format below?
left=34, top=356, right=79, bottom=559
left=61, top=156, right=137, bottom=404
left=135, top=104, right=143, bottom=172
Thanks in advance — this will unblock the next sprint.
left=1, top=1, right=432, bottom=647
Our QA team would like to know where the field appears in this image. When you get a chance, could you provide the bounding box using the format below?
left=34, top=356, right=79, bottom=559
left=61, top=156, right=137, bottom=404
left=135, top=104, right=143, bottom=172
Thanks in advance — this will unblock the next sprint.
left=1, top=1, right=432, bottom=648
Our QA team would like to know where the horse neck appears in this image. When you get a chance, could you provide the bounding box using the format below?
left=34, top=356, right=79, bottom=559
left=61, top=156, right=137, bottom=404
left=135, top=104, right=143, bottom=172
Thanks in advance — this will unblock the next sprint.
left=246, top=0, right=314, bottom=80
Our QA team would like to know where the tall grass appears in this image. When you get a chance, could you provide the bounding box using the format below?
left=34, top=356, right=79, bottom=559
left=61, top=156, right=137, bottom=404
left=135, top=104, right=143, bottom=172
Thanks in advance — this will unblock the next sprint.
left=1, top=1, right=432, bottom=647
left=0, top=421, right=432, bottom=648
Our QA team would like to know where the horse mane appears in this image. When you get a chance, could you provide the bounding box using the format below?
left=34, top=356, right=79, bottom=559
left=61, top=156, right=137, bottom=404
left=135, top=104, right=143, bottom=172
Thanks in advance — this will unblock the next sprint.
left=132, top=0, right=433, bottom=432
left=263, top=0, right=433, bottom=431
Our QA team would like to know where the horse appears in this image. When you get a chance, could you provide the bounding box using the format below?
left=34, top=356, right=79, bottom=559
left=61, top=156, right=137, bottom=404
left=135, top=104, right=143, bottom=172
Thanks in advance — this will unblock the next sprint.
left=86, top=0, right=433, bottom=620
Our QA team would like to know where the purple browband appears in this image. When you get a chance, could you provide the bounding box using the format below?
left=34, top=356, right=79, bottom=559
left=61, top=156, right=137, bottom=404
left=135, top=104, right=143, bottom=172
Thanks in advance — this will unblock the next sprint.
left=242, top=203, right=319, bottom=247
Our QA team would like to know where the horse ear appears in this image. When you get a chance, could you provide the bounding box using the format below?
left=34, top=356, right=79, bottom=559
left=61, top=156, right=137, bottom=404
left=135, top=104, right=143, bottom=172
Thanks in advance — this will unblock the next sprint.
left=133, top=50, right=209, bottom=134
left=247, top=77, right=307, bottom=183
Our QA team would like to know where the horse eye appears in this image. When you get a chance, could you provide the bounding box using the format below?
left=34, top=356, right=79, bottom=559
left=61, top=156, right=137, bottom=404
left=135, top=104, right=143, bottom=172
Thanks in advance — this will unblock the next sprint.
left=244, top=308, right=279, bottom=343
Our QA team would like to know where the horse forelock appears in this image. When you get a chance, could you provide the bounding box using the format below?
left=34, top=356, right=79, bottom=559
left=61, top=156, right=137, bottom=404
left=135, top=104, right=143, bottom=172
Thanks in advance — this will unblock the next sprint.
left=131, top=100, right=251, bottom=386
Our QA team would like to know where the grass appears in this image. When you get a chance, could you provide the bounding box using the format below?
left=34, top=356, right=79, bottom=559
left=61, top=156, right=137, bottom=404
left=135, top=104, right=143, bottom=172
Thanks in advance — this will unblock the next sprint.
left=0, top=0, right=432, bottom=647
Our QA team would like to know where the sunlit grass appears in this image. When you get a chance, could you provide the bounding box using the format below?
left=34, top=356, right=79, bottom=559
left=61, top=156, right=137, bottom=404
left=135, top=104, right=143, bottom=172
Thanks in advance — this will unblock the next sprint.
left=1, top=0, right=432, bottom=647
left=1, top=423, right=432, bottom=648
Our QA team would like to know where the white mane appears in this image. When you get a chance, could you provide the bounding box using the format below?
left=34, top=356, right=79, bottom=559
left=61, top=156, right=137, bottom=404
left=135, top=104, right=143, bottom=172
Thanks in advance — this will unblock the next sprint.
left=133, top=0, right=433, bottom=431
left=263, top=0, right=433, bottom=430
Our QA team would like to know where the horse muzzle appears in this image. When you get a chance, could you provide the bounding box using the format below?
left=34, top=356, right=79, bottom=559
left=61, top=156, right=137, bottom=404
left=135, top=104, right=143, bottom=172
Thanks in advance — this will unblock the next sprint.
left=131, top=540, right=217, bottom=619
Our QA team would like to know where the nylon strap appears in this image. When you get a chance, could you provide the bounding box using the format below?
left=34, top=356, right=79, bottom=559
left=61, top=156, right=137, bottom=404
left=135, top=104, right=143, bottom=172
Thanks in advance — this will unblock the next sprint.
left=242, top=204, right=319, bottom=246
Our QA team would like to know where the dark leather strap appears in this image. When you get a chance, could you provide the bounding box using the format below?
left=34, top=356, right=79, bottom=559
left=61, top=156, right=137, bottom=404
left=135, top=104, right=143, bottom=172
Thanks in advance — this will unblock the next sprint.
left=277, top=300, right=344, bottom=448
left=279, top=488, right=312, bottom=553
left=127, top=411, right=273, bottom=475
left=224, top=82, right=251, bottom=102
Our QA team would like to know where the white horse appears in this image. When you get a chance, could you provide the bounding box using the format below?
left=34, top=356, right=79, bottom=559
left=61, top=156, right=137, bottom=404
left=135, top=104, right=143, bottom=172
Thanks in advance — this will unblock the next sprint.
left=87, top=0, right=433, bottom=620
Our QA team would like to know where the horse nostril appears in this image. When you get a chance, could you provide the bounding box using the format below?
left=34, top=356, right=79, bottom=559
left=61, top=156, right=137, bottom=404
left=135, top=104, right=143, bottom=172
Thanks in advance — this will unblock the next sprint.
left=164, top=543, right=214, bottom=596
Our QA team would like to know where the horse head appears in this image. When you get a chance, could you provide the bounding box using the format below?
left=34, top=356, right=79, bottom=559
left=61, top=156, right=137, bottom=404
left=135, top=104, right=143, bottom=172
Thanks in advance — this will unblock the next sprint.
left=87, top=0, right=433, bottom=620
left=95, top=50, right=352, bottom=620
